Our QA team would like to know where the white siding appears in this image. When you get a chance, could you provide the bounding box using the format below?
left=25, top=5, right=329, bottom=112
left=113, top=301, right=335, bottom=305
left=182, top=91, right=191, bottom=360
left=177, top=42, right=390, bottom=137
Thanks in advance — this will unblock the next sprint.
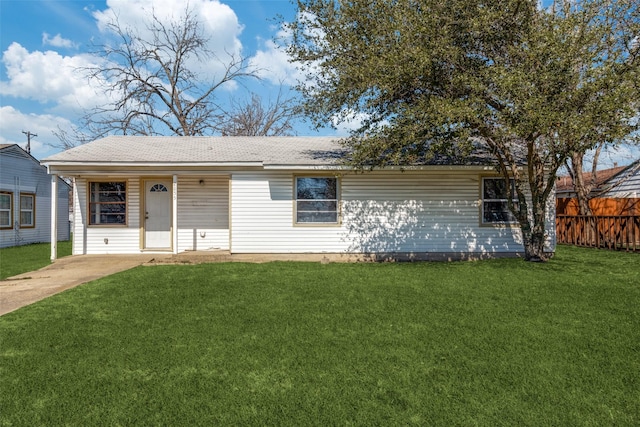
left=74, top=176, right=230, bottom=254
left=73, top=178, right=141, bottom=254
left=71, top=169, right=555, bottom=257
left=231, top=172, right=347, bottom=253
left=0, top=146, right=70, bottom=248
left=602, top=163, right=640, bottom=198
left=176, top=176, right=229, bottom=251
left=230, top=170, right=546, bottom=256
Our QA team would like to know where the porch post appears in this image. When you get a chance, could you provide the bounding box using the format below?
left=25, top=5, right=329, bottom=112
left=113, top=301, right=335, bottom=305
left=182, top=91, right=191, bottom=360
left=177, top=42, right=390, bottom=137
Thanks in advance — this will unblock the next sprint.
left=50, top=174, right=58, bottom=261
left=172, top=175, right=178, bottom=254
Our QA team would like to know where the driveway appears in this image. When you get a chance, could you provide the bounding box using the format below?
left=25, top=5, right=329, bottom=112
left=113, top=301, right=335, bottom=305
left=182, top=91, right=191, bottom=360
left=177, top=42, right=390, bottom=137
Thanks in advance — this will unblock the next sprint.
left=0, top=254, right=168, bottom=316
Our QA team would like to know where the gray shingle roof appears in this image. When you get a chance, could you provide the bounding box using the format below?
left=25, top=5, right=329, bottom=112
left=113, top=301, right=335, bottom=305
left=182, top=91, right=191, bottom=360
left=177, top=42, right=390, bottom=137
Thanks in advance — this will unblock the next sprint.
left=42, top=136, right=347, bottom=167
left=42, top=135, right=505, bottom=170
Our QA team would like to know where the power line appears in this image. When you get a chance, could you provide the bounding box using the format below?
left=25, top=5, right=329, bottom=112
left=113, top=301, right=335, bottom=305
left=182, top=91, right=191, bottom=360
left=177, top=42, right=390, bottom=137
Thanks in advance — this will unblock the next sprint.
left=22, top=130, right=37, bottom=154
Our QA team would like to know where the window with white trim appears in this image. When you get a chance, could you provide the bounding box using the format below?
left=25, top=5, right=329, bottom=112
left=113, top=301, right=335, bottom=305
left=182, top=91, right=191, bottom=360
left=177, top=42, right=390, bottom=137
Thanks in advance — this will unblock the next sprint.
left=295, top=177, right=339, bottom=224
left=0, top=192, right=12, bottom=229
left=89, top=182, right=127, bottom=225
left=482, top=177, right=518, bottom=224
left=19, top=193, right=35, bottom=228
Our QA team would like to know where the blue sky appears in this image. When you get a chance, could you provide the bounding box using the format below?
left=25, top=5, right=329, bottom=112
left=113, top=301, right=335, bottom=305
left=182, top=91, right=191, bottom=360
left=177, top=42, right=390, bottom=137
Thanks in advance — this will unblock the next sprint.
left=0, top=0, right=637, bottom=168
left=0, top=0, right=323, bottom=159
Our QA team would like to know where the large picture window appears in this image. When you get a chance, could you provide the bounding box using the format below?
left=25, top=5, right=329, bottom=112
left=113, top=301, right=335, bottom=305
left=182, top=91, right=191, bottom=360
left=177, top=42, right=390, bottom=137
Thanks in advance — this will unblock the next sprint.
left=295, top=177, right=339, bottom=224
left=482, top=177, right=518, bottom=224
left=0, top=192, right=12, bottom=229
left=90, top=182, right=127, bottom=225
left=19, top=193, right=35, bottom=228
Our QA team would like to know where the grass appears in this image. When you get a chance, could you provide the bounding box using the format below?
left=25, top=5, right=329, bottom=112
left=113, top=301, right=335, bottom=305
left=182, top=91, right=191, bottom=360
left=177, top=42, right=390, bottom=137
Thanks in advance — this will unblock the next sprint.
left=0, top=240, right=72, bottom=280
left=1, top=245, right=638, bottom=425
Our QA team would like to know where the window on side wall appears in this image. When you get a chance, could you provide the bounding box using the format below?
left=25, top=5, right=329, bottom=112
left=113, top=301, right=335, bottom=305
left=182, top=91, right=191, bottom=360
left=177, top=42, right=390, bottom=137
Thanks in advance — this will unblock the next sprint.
left=0, top=192, right=12, bottom=229
left=295, top=177, right=339, bottom=224
left=19, top=193, right=35, bottom=228
left=482, top=177, right=518, bottom=224
left=89, top=182, right=127, bottom=225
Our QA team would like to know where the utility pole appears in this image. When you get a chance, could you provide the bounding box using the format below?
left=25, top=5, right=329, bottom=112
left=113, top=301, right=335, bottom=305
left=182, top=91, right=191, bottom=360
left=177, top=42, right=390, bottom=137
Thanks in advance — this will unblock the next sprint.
left=22, top=130, right=37, bottom=154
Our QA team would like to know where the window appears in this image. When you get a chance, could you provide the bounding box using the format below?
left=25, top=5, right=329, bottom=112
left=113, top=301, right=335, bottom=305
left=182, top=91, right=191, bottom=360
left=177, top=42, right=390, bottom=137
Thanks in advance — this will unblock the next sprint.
left=89, top=182, right=127, bottom=225
left=295, top=177, right=339, bottom=224
left=482, top=177, right=518, bottom=224
left=0, top=192, right=12, bottom=229
left=149, top=183, right=168, bottom=192
left=19, top=193, right=35, bottom=228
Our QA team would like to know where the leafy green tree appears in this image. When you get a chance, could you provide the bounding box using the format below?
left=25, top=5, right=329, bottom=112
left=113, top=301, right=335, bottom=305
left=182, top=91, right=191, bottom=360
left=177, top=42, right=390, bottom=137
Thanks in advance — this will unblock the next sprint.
left=286, top=0, right=639, bottom=261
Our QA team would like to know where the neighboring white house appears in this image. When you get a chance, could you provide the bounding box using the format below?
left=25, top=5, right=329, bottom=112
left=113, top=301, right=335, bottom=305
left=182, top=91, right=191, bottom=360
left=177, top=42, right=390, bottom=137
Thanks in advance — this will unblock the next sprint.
left=556, top=160, right=640, bottom=199
left=1, top=144, right=70, bottom=248
left=599, top=160, right=640, bottom=198
left=41, top=136, right=555, bottom=260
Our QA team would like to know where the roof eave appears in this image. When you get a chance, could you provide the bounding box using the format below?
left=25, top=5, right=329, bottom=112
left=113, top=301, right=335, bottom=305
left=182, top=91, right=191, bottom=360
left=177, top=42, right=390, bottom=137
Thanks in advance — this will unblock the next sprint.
left=42, top=161, right=264, bottom=167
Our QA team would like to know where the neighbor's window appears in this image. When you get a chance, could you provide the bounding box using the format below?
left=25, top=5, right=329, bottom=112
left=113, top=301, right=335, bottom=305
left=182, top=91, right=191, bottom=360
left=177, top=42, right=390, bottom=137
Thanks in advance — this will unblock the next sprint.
left=0, top=192, right=12, bottom=229
left=89, top=182, right=127, bottom=225
left=482, top=177, right=518, bottom=224
left=19, top=193, right=35, bottom=228
left=295, top=177, right=339, bottom=224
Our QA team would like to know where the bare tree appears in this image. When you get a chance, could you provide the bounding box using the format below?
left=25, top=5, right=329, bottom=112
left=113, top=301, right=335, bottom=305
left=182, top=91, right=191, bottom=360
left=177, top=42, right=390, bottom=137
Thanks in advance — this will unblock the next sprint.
left=566, top=142, right=639, bottom=215
left=51, top=125, right=93, bottom=151
left=218, top=88, right=298, bottom=136
left=83, top=6, right=257, bottom=137
left=564, top=144, right=605, bottom=216
left=565, top=142, right=633, bottom=215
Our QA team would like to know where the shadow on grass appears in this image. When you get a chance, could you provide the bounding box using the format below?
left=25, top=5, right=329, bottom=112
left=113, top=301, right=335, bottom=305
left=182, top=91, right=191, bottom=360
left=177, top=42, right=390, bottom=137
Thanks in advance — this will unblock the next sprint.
left=1, top=245, right=638, bottom=425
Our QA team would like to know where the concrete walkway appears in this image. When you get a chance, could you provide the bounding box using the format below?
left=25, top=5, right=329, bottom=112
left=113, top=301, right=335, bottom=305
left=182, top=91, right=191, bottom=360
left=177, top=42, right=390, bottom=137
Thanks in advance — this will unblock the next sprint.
left=0, top=254, right=167, bottom=316
left=0, top=251, right=365, bottom=316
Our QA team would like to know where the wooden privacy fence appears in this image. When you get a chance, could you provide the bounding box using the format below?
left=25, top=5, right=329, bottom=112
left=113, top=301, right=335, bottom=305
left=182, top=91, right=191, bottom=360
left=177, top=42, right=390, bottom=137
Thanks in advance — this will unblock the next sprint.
left=556, top=215, right=640, bottom=251
left=556, top=198, right=640, bottom=216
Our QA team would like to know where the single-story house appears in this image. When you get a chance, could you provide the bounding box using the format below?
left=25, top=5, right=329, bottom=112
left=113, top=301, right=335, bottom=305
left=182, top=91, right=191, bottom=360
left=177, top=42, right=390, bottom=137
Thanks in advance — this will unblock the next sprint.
left=1, top=144, right=70, bottom=248
left=41, top=136, right=556, bottom=260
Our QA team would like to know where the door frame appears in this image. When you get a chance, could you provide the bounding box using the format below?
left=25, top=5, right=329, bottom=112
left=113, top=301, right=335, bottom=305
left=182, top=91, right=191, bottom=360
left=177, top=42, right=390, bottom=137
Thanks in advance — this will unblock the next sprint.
left=141, top=178, right=173, bottom=251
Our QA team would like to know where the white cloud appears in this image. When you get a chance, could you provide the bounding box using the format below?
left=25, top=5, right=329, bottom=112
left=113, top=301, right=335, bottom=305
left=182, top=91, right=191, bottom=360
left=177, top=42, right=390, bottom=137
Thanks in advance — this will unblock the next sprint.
left=0, top=42, right=109, bottom=113
left=1, top=1, right=248, bottom=119
left=42, top=33, right=78, bottom=49
left=250, top=12, right=326, bottom=88
left=332, top=111, right=370, bottom=136
left=92, top=0, right=246, bottom=82
left=0, top=106, right=73, bottom=159
left=251, top=32, right=304, bottom=86
left=250, top=10, right=333, bottom=100
left=0, top=0, right=253, bottom=150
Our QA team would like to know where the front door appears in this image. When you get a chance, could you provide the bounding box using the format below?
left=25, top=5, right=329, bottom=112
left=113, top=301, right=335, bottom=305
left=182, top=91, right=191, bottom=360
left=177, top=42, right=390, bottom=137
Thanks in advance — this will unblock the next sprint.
left=144, top=180, right=172, bottom=249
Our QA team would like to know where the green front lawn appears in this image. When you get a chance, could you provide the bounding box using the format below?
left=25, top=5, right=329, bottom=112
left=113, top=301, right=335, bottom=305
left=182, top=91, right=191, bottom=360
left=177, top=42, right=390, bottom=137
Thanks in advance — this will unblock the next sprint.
left=1, top=246, right=638, bottom=425
left=0, top=240, right=72, bottom=280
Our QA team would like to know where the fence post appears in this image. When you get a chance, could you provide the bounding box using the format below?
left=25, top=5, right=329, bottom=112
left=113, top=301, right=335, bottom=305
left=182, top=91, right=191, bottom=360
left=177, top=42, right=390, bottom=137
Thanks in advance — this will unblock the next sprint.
left=556, top=214, right=639, bottom=252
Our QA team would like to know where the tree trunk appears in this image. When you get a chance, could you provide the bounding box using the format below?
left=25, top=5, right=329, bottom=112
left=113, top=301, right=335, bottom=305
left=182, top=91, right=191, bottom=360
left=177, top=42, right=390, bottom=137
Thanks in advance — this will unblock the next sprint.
left=569, top=151, right=602, bottom=245
left=521, top=221, right=548, bottom=261
left=570, top=151, right=594, bottom=216
left=518, top=202, right=549, bottom=262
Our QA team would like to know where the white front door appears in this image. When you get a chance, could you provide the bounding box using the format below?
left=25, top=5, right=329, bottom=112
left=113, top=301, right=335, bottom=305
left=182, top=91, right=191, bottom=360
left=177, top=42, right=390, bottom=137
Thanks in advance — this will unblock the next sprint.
left=144, top=180, right=172, bottom=249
